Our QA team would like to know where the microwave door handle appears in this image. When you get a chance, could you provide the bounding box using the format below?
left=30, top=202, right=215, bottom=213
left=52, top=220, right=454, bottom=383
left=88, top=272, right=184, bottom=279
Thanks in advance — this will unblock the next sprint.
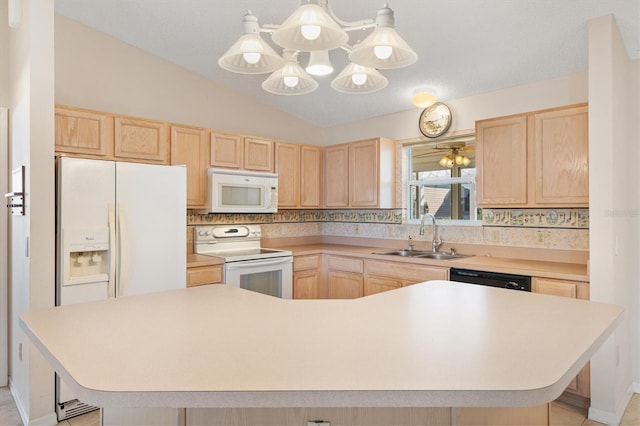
left=225, top=257, right=292, bottom=270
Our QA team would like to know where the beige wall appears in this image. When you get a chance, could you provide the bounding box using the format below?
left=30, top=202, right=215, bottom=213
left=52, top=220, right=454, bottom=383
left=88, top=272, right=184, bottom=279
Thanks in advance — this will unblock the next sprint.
left=8, top=0, right=56, bottom=423
left=323, top=73, right=588, bottom=144
left=587, top=15, right=638, bottom=425
left=54, top=14, right=324, bottom=145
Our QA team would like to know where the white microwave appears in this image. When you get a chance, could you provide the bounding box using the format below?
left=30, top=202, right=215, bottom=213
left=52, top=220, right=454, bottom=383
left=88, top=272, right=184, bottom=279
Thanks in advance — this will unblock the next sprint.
left=205, top=168, right=278, bottom=213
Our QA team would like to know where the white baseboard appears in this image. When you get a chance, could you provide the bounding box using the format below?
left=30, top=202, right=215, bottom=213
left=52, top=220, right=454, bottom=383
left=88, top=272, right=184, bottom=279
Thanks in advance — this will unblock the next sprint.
left=588, top=383, right=636, bottom=426
left=9, top=378, right=58, bottom=426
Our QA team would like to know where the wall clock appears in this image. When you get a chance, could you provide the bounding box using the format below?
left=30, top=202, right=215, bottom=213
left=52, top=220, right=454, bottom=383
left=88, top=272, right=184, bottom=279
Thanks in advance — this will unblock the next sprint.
left=418, top=102, right=452, bottom=138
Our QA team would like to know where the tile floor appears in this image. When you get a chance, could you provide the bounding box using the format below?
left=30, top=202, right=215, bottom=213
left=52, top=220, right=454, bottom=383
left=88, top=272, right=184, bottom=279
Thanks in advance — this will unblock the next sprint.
left=1, top=386, right=640, bottom=425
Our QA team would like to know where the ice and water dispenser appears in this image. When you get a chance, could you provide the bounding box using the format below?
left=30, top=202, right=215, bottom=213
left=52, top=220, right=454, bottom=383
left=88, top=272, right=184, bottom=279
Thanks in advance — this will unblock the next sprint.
left=60, top=228, right=110, bottom=304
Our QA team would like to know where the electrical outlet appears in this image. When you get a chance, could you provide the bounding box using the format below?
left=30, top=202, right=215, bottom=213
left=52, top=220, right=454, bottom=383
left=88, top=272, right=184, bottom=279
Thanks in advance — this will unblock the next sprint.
left=490, top=230, right=499, bottom=243
left=536, top=230, right=545, bottom=244
left=307, top=422, right=330, bottom=426
left=353, top=224, right=360, bottom=235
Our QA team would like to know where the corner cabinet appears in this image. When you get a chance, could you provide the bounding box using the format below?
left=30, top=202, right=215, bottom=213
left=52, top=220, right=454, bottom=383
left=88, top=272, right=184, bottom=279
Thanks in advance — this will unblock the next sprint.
left=476, top=104, right=588, bottom=207
left=533, top=277, right=590, bottom=401
left=324, top=137, right=396, bottom=208
left=276, top=142, right=322, bottom=209
left=171, top=125, right=209, bottom=209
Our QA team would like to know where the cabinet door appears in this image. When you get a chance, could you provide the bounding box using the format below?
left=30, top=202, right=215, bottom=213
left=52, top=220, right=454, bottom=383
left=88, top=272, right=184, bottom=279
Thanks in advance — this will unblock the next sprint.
left=114, top=117, right=169, bottom=163
left=171, top=125, right=208, bottom=208
left=244, top=137, right=274, bottom=171
left=300, top=145, right=322, bottom=208
left=328, top=271, right=363, bottom=299
left=534, top=105, right=589, bottom=205
left=364, top=276, right=402, bottom=296
left=349, top=139, right=379, bottom=207
left=324, top=144, right=349, bottom=207
left=476, top=115, right=528, bottom=206
left=293, top=270, right=320, bottom=299
left=187, top=265, right=223, bottom=287
left=533, top=277, right=589, bottom=398
left=210, top=132, right=243, bottom=169
left=55, top=106, right=113, bottom=157
left=275, top=142, right=300, bottom=208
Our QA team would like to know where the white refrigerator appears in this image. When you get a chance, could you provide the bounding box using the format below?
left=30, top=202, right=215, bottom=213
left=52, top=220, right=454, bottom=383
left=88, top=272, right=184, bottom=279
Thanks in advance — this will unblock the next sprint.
left=55, top=157, right=186, bottom=421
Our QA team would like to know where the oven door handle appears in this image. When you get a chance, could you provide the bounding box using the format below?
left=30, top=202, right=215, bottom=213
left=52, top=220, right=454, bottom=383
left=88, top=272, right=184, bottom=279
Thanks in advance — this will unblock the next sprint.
left=225, top=257, right=292, bottom=270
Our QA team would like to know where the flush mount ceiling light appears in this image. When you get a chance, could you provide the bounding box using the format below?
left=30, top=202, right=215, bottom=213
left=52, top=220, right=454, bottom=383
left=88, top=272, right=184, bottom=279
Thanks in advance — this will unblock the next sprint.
left=412, top=90, right=437, bottom=108
left=219, top=0, right=417, bottom=96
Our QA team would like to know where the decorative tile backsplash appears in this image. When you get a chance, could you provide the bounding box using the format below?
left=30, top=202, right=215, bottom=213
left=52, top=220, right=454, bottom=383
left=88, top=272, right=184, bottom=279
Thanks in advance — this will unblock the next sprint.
left=481, top=208, right=589, bottom=229
left=188, top=209, right=403, bottom=225
left=188, top=207, right=589, bottom=251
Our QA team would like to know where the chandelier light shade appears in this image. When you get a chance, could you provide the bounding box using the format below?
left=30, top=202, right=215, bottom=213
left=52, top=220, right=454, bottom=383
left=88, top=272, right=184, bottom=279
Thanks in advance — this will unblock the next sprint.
left=439, top=149, right=471, bottom=168
left=331, top=63, right=388, bottom=94
left=219, top=1, right=417, bottom=95
left=218, top=12, right=285, bottom=74
left=271, top=3, right=349, bottom=52
left=262, top=51, right=319, bottom=95
left=348, top=5, right=418, bottom=69
left=306, top=50, right=334, bottom=76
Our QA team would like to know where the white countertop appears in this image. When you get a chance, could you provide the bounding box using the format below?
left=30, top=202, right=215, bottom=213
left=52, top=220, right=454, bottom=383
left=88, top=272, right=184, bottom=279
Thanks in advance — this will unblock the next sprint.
left=20, top=282, right=621, bottom=409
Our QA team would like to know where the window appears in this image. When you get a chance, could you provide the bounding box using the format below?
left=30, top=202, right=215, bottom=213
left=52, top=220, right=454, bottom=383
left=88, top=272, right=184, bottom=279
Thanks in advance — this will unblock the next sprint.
left=405, top=138, right=480, bottom=226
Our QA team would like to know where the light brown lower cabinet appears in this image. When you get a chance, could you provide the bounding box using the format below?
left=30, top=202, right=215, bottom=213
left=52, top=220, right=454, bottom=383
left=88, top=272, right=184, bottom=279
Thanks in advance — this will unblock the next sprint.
left=186, top=405, right=550, bottom=425
left=326, top=256, right=364, bottom=299
left=293, top=254, right=322, bottom=299
left=533, top=277, right=590, bottom=402
left=364, top=259, right=449, bottom=296
left=455, top=404, right=549, bottom=426
left=187, top=265, right=223, bottom=287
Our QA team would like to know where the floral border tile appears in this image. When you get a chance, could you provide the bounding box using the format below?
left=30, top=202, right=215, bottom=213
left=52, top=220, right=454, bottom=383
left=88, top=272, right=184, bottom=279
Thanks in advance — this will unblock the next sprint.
left=187, top=209, right=403, bottom=225
left=481, top=208, right=589, bottom=229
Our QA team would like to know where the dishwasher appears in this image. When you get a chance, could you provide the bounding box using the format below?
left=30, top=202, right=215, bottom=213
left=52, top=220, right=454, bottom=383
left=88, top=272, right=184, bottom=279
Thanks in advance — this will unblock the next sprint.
left=449, top=268, right=531, bottom=292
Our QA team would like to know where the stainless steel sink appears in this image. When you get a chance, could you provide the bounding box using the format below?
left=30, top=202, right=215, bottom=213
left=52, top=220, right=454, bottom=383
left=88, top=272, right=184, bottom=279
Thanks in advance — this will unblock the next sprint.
left=372, top=250, right=471, bottom=260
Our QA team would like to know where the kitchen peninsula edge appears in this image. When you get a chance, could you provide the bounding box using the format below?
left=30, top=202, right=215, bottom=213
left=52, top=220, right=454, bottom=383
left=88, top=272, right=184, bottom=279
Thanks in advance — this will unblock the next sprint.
left=20, top=282, right=619, bottom=425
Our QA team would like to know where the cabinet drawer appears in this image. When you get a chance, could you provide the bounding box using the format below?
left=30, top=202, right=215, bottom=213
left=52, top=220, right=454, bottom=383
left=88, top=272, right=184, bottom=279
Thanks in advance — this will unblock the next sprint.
left=187, top=266, right=223, bottom=287
left=327, top=256, right=363, bottom=273
left=294, top=254, right=321, bottom=272
left=365, top=260, right=448, bottom=282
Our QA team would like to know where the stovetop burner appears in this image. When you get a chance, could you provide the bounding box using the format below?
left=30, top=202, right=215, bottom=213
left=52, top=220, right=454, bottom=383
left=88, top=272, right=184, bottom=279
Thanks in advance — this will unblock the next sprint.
left=194, top=225, right=291, bottom=262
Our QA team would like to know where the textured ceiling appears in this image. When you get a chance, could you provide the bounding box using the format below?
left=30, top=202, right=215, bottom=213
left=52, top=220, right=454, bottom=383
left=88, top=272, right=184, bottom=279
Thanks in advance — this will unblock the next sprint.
left=54, top=0, right=639, bottom=128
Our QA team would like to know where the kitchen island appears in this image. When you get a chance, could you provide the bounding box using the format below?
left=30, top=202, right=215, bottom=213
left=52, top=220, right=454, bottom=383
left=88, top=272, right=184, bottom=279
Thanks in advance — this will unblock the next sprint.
left=20, top=281, right=621, bottom=425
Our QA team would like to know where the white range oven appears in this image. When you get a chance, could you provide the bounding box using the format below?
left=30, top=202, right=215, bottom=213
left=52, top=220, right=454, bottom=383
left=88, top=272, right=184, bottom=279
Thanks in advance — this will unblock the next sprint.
left=194, top=225, right=292, bottom=298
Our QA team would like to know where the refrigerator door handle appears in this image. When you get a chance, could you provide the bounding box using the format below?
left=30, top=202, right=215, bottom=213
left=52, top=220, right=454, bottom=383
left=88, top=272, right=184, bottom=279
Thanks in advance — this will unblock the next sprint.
left=108, top=204, right=116, bottom=298
left=117, top=204, right=127, bottom=297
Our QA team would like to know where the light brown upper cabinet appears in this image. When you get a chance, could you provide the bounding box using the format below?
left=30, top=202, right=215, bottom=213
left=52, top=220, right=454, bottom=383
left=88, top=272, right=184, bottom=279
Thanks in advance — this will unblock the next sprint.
left=170, top=125, right=209, bottom=209
left=476, top=103, right=588, bottom=207
left=114, top=116, right=170, bottom=164
left=55, top=105, right=114, bottom=158
left=476, top=115, right=528, bottom=206
left=324, top=137, right=396, bottom=208
left=210, top=133, right=274, bottom=172
left=275, top=142, right=322, bottom=209
left=55, top=106, right=170, bottom=164
left=534, top=105, right=589, bottom=205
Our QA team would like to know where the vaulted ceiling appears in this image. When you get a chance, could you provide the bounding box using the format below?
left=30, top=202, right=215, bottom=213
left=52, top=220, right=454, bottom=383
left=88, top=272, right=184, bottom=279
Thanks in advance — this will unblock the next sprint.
left=55, top=0, right=639, bottom=128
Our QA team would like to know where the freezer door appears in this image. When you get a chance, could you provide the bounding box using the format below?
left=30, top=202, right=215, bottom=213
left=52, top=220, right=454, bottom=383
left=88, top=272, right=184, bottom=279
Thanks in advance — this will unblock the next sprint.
left=115, top=162, right=186, bottom=296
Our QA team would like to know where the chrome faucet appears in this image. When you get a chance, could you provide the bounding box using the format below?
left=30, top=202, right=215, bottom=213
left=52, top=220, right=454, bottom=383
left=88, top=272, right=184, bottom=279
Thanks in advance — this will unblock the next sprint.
left=420, top=213, right=442, bottom=252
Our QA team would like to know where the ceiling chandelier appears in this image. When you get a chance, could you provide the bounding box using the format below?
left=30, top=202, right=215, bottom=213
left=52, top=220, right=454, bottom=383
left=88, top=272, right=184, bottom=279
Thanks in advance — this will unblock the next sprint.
left=439, top=148, right=471, bottom=168
left=218, top=0, right=418, bottom=96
